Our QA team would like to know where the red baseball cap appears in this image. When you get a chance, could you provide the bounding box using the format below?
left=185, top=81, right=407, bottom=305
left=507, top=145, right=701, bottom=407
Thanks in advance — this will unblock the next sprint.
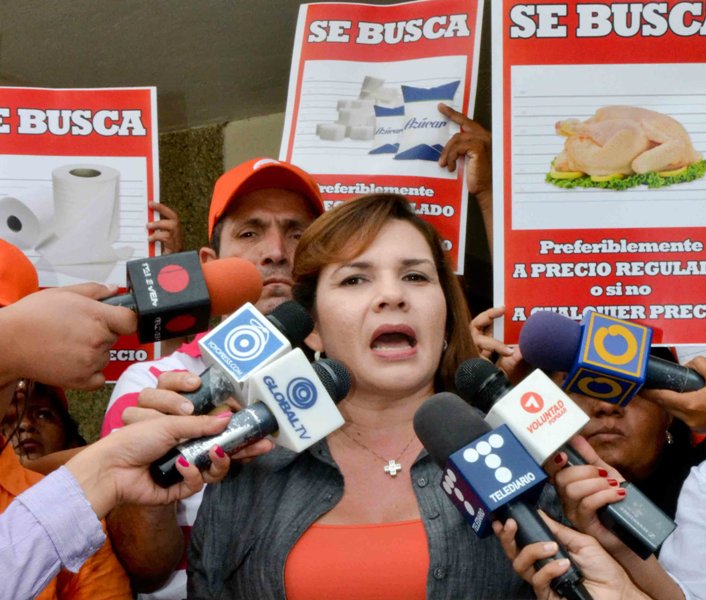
left=0, top=239, right=39, bottom=307
left=208, top=158, right=324, bottom=239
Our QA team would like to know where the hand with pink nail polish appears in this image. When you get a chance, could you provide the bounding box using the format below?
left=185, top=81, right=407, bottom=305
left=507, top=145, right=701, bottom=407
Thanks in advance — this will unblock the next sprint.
left=65, top=413, right=232, bottom=519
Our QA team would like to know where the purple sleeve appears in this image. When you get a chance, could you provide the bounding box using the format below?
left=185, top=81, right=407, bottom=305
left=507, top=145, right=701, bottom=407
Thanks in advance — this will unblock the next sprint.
left=0, top=466, right=105, bottom=600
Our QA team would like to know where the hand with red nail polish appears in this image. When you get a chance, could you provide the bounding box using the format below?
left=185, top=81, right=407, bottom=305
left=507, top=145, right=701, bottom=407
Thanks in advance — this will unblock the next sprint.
left=549, top=437, right=682, bottom=600
left=550, top=436, right=630, bottom=556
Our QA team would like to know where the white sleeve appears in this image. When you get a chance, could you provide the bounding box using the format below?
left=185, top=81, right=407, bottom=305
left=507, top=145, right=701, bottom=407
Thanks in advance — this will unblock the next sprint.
left=659, top=460, right=706, bottom=600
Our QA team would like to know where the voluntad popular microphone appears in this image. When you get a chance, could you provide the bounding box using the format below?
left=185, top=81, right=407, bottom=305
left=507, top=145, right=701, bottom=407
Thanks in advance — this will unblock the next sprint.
left=455, top=358, right=676, bottom=559
left=103, top=251, right=262, bottom=343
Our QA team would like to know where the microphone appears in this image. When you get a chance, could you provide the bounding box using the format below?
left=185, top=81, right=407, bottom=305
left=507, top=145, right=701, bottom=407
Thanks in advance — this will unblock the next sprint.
left=150, top=349, right=350, bottom=487
left=103, top=251, right=262, bottom=343
left=519, top=310, right=704, bottom=405
left=183, top=300, right=314, bottom=415
left=456, top=358, right=676, bottom=559
left=414, top=393, right=591, bottom=600
left=186, top=300, right=314, bottom=413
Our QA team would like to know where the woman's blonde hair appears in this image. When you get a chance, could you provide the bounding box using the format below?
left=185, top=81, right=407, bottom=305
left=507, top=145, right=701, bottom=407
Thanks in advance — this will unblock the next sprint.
left=293, top=193, right=477, bottom=392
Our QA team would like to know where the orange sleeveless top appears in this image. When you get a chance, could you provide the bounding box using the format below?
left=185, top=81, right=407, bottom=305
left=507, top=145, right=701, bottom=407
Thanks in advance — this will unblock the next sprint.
left=285, top=519, right=429, bottom=600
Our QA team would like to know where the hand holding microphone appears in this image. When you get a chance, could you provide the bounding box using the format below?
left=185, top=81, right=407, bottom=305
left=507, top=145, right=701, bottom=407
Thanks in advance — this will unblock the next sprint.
left=493, top=513, right=652, bottom=600
left=414, top=393, right=591, bottom=600
left=150, top=350, right=351, bottom=488
left=546, top=436, right=638, bottom=555
left=0, top=282, right=137, bottom=390
left=455, top=358, right=676, bottom=559
left=102, top=251, right=263, bottom=343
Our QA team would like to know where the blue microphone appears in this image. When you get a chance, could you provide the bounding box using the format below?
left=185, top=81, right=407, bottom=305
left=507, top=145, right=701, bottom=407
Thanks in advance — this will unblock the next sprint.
left=520, top=310, right=704, bottom=405
left=414, top=393, right=591, bottom=600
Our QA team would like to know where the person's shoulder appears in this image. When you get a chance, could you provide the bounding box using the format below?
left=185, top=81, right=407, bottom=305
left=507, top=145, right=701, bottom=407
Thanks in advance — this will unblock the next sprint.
left=0, top=445, right=44, bottom=502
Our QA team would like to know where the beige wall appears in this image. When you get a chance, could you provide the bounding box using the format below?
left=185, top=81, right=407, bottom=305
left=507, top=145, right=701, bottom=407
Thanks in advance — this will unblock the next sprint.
left=223, top=112, right=285, bottom=169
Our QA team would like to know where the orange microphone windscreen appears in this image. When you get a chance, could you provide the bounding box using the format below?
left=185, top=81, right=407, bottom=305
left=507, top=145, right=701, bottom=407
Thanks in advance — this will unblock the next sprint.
left=201, top=257, right=262, bottom=316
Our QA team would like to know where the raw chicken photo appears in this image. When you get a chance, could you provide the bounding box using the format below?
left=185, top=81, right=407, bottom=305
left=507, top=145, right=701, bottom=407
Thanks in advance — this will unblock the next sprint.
left=547, top=105, right=706, bottom=189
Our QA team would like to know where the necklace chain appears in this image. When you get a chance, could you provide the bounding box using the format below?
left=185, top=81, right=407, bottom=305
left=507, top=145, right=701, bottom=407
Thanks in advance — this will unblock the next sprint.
left=339, top=426, right=416, bottom=477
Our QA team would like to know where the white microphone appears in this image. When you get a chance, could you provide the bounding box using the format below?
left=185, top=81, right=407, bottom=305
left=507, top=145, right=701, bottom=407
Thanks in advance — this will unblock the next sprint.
left=456, top=359, right=677, bottom=559
left=150, top=349, right=349, bottom=487
left=184, top=300, right=314, bottom=414
left=465, top=366, right=589, bottom=464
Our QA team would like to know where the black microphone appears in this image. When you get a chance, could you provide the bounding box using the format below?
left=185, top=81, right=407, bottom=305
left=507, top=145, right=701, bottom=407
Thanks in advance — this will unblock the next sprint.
left=519, top=310, right=704, bottom=395
left=414, top=393, right=591, bottom=600
left=150, top=353, right=351, bottom=488
left=183, top=300, right=314, bottom=415
left=103, top=251, right=262, bottom=343
left=455, top=358, right=676, bottom=559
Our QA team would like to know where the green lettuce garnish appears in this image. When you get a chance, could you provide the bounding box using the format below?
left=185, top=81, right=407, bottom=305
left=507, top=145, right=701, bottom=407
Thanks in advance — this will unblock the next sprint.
left=546, top=160, right=706, bottom=190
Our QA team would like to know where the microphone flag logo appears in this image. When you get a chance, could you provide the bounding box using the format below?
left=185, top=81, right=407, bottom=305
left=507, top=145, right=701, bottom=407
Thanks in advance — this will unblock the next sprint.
left=287, top=377, right=318, bottom=409
left=201, top=304, right=287, bottom=380
left=443, top=424, right=547, bottom=537
left=520, top=391, right=544, bottom=414
left=564, top=310, right=651, bottom=406
left=225, top=318, right=271, bottom=361
left=156, top=263, right=190, bottom=293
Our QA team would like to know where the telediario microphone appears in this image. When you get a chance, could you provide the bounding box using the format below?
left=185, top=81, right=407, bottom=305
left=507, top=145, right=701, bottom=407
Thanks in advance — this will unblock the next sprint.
left=414, top=393, right=591, bottom=600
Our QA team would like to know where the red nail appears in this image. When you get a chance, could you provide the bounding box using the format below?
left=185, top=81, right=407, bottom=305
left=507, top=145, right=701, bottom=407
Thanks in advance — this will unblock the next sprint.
left=215, top=445, right=226, bottom=458
left=217, top=411, right=232, bottom=419
left=598, top=468, right=608, bottom=477
left=553, top=454, right=564, bottom=464
left=617, top=489, right=627, bottom=497
left=177, top=456, right=190, bottom=468
left=607, top=478, right=618, bottom=487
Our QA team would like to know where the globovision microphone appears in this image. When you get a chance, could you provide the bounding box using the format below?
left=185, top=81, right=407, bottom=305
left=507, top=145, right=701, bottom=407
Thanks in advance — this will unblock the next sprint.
left=414, top=393, right=591, bottom=600
left=455, top=358, right=676, bottom=559
left=150, top=349, right=350, bottom=488
left=183, top=300, right=314, bottom=415
left=519, top=309, right=704, bottom=406
left=103, top=251, right=262, bottom=343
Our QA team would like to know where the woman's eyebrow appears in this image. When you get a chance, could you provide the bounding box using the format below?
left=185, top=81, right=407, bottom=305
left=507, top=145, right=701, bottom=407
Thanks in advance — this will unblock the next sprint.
left=331, top=261, right=371, bottom=275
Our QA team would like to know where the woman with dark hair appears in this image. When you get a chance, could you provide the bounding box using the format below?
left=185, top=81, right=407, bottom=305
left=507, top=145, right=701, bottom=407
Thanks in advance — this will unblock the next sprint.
left=1, top=382, right=86, bottom=462
left=188, top=194, right=543, bottom=599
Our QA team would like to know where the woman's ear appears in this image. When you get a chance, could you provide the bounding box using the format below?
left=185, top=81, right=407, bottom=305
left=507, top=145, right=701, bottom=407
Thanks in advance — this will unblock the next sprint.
left=305, top=329, right=324, bottom=353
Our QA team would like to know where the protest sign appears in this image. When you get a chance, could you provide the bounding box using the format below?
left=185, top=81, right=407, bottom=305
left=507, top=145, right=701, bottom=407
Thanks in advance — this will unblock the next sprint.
left=0, top=86, right=159, bottom=379
left=493, top=1, right=706, bottom=344
left=281, top=0, right=484, bottom=271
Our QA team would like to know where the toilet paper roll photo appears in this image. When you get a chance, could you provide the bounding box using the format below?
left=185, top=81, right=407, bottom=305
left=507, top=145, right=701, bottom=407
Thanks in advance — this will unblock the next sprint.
left=52, top=164, right=121, bottom=243
left=0, top=187, right=55, bottom=249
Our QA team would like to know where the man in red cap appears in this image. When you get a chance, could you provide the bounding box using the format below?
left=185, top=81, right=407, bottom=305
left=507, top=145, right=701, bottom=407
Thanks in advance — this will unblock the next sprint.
left=203, top=157, right=324, bottom=314
left=103, top=158, right=324, bottom=599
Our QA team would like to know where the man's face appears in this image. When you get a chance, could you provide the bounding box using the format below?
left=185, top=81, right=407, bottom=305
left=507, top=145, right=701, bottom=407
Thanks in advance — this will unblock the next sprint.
left=206, top=188, right=317, bottom=314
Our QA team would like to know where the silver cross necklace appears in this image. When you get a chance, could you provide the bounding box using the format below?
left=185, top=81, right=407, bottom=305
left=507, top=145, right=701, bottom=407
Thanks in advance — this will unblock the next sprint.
left=339, top=426, right=417, bottom=477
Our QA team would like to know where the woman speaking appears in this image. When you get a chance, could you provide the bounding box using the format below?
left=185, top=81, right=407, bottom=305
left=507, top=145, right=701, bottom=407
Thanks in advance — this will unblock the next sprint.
left=188, top=194, right=543, bottom=599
